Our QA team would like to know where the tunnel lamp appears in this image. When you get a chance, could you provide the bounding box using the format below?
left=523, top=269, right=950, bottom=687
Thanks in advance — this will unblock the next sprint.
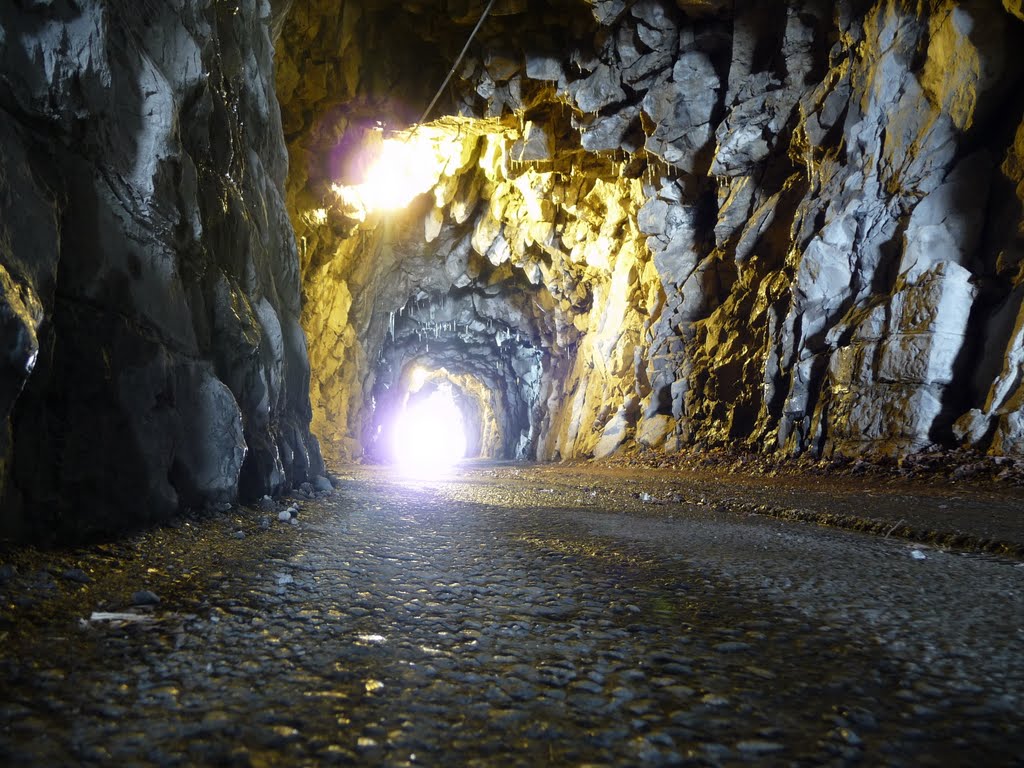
left=392, top=387, right=467, bottom=475
left=332, top=127, right=459, bottom=217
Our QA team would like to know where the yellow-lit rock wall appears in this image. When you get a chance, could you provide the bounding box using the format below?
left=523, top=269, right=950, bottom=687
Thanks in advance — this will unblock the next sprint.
left=277, top=0, right=1024, bottom=465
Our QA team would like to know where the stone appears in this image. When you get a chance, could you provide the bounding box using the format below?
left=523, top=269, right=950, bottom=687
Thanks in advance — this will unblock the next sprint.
left=642, top=53, right=720, bottom=173
left=525, top=54, right=564, bottom=82
left=579, top=107, right=641, bottom=153
left=510, top=122, right=552, bottom=162
left=572, top=64, right=626, bottom=113
left=173, top=371, right=248, bottom=506
left=132, top=590, right=161, bottom=606
left=588, top=0, right=628, bottom=25
left=736, top=741, right=785, bottom=755
left=593, top=406, right=632, bottom=458
left=636, top=414, right=673, bottom=447
left=62, top=568, right=92, bottom=584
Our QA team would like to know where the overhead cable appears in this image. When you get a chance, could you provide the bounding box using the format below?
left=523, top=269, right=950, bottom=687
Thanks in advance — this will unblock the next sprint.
left=415, top=0, right=499, bottom=127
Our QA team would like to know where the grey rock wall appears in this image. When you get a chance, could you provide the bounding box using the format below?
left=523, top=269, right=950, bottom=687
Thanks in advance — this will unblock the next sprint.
left=543, top=0, right=1024, bottom=461
left=0, top=0, right=322, bottom=542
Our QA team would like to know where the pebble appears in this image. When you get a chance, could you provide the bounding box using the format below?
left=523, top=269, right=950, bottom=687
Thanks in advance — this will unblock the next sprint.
left=61, top=568, right=92, bottom=584
left=714, top=641, right=752, bottom=653
left=278, top=511, right=293, bottom=522
left=131, top=590, right=161, bottom=606
left=736, top=740, right=785, bottom=754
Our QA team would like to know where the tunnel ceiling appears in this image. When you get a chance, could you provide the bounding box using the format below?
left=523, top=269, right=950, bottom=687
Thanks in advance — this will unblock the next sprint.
left=278, top=0, right=1024, bottom=464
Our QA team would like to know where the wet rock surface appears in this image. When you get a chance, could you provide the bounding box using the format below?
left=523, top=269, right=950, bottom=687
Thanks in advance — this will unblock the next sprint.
left=2, top=464, right=1021, bottom=765
left=0, top=0, right=323, bottom=541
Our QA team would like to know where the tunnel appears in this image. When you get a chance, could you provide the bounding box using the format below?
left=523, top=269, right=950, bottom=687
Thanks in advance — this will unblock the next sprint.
left=0, top=0, right=1022, bottom=539
left=3, top=2, right=1024, bottom=763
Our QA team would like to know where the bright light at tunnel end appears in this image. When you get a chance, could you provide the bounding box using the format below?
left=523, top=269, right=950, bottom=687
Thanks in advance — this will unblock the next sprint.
left=391, top=387, right=467, bottom=477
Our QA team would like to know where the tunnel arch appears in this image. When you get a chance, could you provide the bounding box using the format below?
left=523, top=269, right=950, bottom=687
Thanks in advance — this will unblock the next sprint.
left=364, top=279, right=550, bottom=462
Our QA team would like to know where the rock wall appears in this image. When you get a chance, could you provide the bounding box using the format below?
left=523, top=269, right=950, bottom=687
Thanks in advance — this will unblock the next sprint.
left=283, top=0, right=1024, bottom=465
left=0, top=0, right=322, bottom=542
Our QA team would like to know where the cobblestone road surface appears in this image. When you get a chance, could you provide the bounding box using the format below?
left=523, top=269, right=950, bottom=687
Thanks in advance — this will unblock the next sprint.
left=1, top=464, right=1022, bottom=766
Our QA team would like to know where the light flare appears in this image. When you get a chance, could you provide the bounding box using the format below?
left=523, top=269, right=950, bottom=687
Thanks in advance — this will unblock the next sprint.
left=332, top=128, right=462, bottom=217
left=392, top=386, right=467, bottom=475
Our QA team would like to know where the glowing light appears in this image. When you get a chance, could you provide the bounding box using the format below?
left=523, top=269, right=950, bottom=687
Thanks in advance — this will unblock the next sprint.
left=410, top=365, right=429, bottom=390
left=392, top=386, right=467, bottom=474
left=332, top=127, right=463, bottom=217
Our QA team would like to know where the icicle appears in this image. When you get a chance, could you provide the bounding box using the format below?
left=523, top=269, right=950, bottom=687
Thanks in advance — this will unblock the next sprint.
left=388, top=311, right=395, bottom=342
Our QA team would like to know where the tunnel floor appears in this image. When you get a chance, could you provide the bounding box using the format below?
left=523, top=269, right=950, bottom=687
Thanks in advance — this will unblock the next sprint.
left=1, top=464, right=1022, bottom=765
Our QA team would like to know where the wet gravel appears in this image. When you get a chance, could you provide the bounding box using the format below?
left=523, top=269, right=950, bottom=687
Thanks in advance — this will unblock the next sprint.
left=1, top=463, right=1022, bottom=766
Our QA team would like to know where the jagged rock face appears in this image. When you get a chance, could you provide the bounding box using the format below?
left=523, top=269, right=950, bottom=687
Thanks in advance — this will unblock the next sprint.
left=283, top=0, right=1024, bottom=464
left=5, top=0, right=1020, bottom=543
left=0, top=0, right=323, bottom=541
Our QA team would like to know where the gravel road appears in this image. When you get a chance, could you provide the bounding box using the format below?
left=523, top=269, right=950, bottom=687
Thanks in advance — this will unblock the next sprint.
left=1, top=463, right=1021, bottom=765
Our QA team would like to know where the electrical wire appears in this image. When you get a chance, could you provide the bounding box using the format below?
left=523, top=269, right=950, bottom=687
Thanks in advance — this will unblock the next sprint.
left=414, top=0, right=499, bottom=127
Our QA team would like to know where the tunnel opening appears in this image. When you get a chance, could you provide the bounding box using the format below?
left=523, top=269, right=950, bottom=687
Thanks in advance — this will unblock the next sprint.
left=372, top=362, right=500, bottom=469
left=390, top=371, right=469, bottom=473
left=364, top=279, right=545, bottom=464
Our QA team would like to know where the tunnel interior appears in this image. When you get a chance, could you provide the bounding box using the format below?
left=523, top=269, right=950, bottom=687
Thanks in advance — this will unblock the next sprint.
left=2, top=3, right=1024, bottom=762
left=280, top=0, right=1024, bottom=469
left=0, top=0, right=1023, bottom=537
